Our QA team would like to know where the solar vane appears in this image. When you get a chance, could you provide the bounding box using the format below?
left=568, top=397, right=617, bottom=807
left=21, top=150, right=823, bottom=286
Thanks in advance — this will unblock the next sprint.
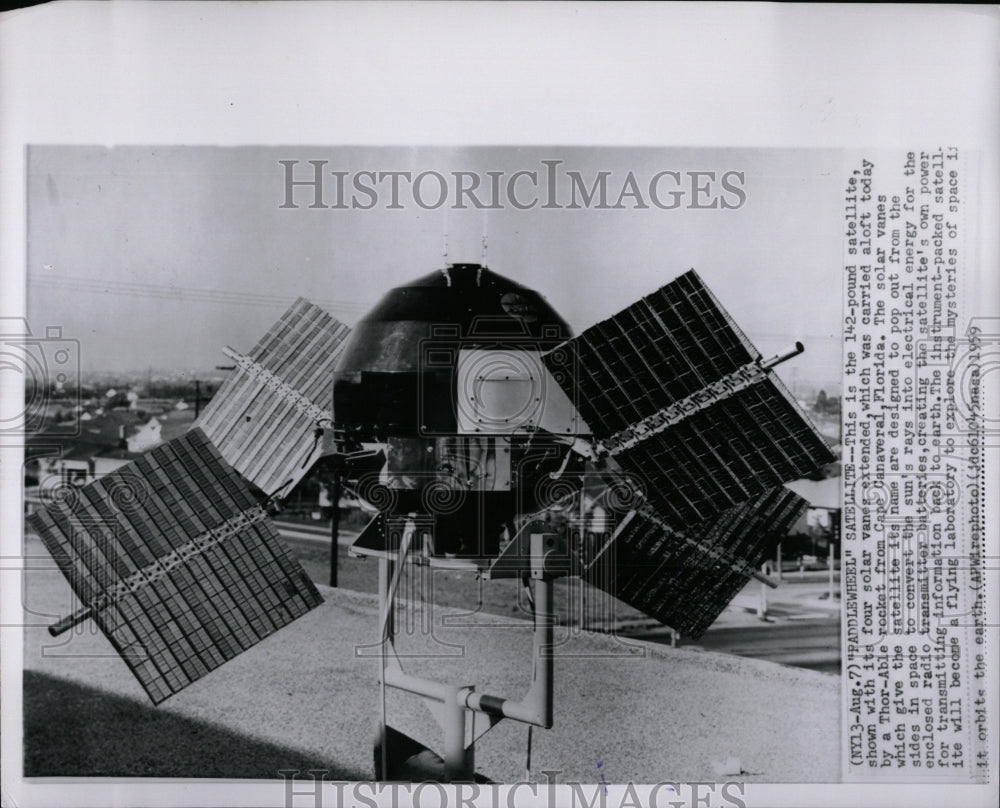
left=544, top=270, right=831, bottom=520
left=584, top=486, right=809, bottom=638
left=543, top=269, right=833, bottom=635
left=28, top=263, right=834, bottom=779
left=196, top=297, right=350, bottom=498
left=29, top=428, right=324, bottom=703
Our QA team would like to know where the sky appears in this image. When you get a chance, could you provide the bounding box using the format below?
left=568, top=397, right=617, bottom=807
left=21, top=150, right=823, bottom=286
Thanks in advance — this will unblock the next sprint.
left=26, top=146, right=844, bottom=392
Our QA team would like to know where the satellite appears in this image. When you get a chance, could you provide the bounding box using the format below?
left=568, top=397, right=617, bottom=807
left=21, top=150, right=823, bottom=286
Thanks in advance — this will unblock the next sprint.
left=28, top=262, right=833, bottom=780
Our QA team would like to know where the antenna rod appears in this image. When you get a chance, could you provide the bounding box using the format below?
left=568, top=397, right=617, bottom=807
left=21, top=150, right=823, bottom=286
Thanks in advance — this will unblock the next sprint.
left=48, top=606, right=91, bottom=636
left=481, top=209, right=488, bottom=265
left=443, top=206, right=449, bottom=263
left=759, top=341, right=804, bottom=371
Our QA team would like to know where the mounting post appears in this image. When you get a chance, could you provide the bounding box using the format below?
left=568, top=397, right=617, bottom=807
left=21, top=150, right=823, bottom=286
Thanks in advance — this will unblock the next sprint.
left=442, top=685, right=473, bottom=781
left=328, top=473, right=341, bottom=588
left=379, top=553, right=396, bottom=643
left=376, top=531, right=560, bottom=781
left=377, top=552, right=395, bottom=783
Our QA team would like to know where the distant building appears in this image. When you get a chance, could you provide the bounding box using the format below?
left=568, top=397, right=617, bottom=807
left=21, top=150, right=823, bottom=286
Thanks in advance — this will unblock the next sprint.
left=75, top=409, right=144, bottom=446
left=130, top=397, right=176, bottom=414
left=23, top=408, right=196, bottom=515
left=785, top=476, right=840, bottom=512
left=784, top=476, right=842, bottom=553
left=127, top=408, right=197, bottom=452
left=25, top=441, right=145, bottom=516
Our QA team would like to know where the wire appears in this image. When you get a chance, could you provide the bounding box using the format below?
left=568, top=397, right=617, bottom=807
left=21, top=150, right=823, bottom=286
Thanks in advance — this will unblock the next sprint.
left=378, top=516, right=416, bottom=780
left=525, top=724, right=533, bottom=781
left=27, top=272, right=370, bottom=319
left=522, top=574, right=535, bottom=615
left=380, top=637, right=389, bottom=781
left=301, top=426, right=325, bottom=468
left=524, top=571, right=540, bottom=780
left=266, top=478, right=294, bottom=502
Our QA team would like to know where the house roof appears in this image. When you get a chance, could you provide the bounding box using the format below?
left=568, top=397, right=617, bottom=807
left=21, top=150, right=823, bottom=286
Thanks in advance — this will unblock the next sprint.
left=58, top=441, right=117, bottom=462
left=94, top=447, right=146, bottom=461
left=76, top=410, right=145, bottom=445
left=156, top=408, right=198, bottom=442
left=26, top=411, right=148, bottom=461
left=784, top=476, right=841, bottom=510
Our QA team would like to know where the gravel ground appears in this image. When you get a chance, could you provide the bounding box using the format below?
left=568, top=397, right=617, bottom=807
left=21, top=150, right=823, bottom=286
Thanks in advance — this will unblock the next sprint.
left=20, top=553, right=839, bottom=784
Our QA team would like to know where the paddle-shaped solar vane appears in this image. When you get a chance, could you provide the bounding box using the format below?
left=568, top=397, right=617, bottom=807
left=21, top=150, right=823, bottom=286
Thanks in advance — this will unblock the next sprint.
left=541, top=270, right=834, bottom=637
left=28, top=429, right=323, bottom=703
left=543, top=270, right=831, bottom=526
left=197, top=297, right=350, bottom=499
left=583, top=486, right=809, bottom=638
left=29, top=299, right=342, bottom=703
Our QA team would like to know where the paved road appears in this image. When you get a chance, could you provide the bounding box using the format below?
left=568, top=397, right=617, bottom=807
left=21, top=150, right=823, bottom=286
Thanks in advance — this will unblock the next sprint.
left=632, top=618, right=841, bottom=674
left=274, top=519, right=357, bottom=544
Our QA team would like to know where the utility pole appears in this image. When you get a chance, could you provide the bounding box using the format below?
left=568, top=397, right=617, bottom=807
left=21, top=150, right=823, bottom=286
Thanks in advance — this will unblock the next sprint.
left=828, top=540, right=836, bottom=601
left=758, top=561, right=771, bottom=620
left=194, top=379, right=202, bottom=418
left=329, top=473, right=341, bottom=587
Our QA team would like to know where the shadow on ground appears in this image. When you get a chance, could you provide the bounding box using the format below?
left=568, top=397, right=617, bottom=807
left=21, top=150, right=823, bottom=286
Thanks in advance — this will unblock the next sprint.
left=23, top=670, right=368, bottom=780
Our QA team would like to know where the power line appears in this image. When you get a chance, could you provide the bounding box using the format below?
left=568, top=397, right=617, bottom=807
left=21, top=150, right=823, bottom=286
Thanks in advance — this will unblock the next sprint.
left=27, top=273, right=371, bottom=318
left=28, top=273, right=369, bottom=314
left=30, top=272, right=843, bottom=344
left=750, top=332, right=842, bottom=343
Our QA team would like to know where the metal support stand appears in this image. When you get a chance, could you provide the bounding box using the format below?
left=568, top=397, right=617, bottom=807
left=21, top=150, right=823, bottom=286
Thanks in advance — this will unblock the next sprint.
left=375, top=532, right=557, bottom=782
left=378, top=553, right=395, bottom=781
left=442, top=686, right=473, bottom=781
left=379, top=553, right=396, bottom=642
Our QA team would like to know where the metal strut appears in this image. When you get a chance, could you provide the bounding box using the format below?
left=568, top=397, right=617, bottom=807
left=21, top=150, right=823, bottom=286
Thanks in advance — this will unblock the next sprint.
left=377, top=531, right=558, bottom=781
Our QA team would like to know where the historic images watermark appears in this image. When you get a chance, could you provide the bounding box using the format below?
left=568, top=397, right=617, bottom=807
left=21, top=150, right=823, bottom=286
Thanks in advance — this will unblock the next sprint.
left=279, top=769, right=749, bottom=808
left=278, top=159, right=748, bottom=211
left=0, top=317, right=80, bottom=439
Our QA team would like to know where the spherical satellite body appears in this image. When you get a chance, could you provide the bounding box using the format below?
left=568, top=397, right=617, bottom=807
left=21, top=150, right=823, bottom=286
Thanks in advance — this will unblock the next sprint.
left=332, top=263, right=589, bottom=557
